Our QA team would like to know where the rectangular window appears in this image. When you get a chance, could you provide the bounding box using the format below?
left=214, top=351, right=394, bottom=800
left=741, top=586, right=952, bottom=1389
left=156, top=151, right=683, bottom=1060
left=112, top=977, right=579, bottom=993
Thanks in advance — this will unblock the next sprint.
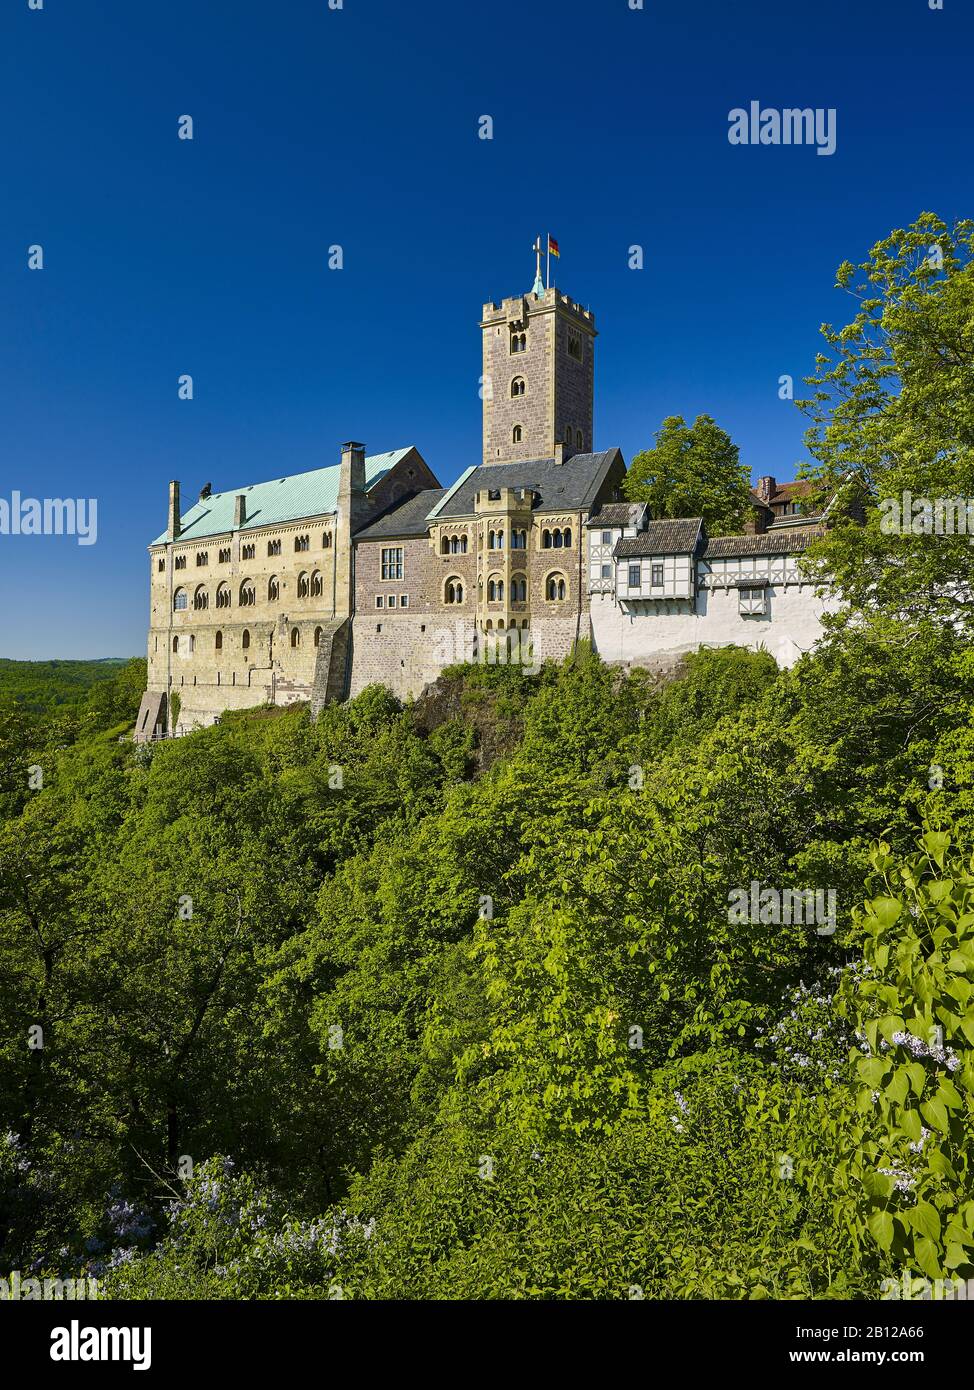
left=601, top=564, right=612, bottom=579
left=388, top=594, right=397, bottom=609
left=381, top=547, right=404, bottom=580
left=602, top=530, right=612, bottom=545
left=400, top=594, right=409, bottom=608
left=651, top=564, right=664, bottom=587
left=628, top=564, right=641, bottom=589
left=375, top=595, right=384, bottom=609
left=739, top=587, right=767, bottom=616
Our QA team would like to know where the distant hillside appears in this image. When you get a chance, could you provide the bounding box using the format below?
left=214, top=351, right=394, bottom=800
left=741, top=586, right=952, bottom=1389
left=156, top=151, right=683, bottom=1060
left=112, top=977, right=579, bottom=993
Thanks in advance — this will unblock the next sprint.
left=0, top=657, right=138, bottom=715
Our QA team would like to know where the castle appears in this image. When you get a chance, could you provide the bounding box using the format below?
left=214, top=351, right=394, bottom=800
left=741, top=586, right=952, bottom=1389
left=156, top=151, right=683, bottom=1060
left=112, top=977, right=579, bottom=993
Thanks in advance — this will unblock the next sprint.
left=134, top=263, right=834, bottom=739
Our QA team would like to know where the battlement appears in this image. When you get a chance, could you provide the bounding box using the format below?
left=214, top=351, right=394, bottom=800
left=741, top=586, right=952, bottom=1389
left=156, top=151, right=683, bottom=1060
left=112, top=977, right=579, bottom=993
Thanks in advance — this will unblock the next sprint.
left=481, top=287, right=595, bottom=328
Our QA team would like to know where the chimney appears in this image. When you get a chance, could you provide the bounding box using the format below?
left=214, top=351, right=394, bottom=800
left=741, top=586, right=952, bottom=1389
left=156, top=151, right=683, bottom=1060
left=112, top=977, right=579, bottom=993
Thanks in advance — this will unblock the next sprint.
left=167, top=481, right=181, bottom=540
left=554, top=442, right=565, bottom=466
left=234, top=494, right=246, bottom=528
left=756, top=475, right=776, bottom=503
left=340, top=441, right=367, bottom=494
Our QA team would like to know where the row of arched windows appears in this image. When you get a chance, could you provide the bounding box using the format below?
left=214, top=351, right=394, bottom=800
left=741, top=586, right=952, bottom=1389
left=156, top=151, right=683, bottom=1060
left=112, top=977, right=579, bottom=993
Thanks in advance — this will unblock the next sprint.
left=174, top=572, right=324, bottom=611
left=443, top=573, right=566, bottom=604
left=440, top=534, right=469, bottom=554
left=171, top=627, right=324, bottom=653
left=541, top=527, right=572, bottom=548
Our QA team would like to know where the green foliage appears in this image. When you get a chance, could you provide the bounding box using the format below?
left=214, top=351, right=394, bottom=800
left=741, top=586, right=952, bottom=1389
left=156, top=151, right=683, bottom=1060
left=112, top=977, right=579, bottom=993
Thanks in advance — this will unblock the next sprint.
left=623, top=414, right=753, bottom=535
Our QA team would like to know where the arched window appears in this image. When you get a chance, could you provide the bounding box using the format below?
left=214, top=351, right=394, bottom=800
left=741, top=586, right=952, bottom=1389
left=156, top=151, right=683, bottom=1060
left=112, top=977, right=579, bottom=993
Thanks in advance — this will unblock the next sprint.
left=242, top=629, right=251, bottom=650
left=216, top=582, right=231, bottom=609
left=563, top=527, right=572, bottom=547
left=193, top=584, right=208, bottom=611
left=487, top=576, right=504, bottom=602
left=441, top=536, right=451, bottom=555
left=295, top=535, right=309, bottom=553
left=512, top=425, right=522, bottom=444
left=172, top=635, right=179, bottom=652
left=267, top=539, right=281, bottom=557
left=576, top=430, right=583, bottom=449
left=297, top=572, right=309, bottom=598
left=445, top=577, right=464, bottom=604
left=188, top=635, right=195, bottom=653
left=290, top=627, right=300, bottom=648
left=553, top=528, right=563, bottom=548
left=565, top=426, right=573, bottom=444
left=173, top=587, right=187, bottom=611
left=324, top=531, right=333, bottom=548
left=310, top=570, right=322, bottom=597
left=268, top=575, right=279, bottom=601
left=215, top=630, right=223, bottom=651
left=546, top=573, right=567, bottom=601
left=511, top=574, right=527, bottom=602
left=314, top=626, right=322, bottom=647
left=542, top=529, right=552, bottom=549
left=511, top=528, right=527, bottom=550
left=239, top=579, right=255, bottom=607
left=511, top=377, right=525, bottom=397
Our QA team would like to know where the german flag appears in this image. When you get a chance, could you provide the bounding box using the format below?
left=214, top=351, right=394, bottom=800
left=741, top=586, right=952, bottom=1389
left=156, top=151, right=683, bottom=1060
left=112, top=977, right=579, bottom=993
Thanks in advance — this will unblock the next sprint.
left=548, top=236, right=560, bottom=258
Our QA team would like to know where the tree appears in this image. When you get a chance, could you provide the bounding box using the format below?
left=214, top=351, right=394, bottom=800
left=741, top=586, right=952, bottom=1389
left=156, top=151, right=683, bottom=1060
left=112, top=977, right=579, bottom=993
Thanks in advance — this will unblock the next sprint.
left=623, top=414, right=753, bottom=535
left=798, top=213, right=974, bottom=631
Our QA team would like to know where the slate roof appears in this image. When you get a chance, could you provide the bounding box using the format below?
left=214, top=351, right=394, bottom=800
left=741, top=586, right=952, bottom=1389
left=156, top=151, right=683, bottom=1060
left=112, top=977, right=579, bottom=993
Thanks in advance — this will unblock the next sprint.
left=701, top=526, right=825, bottom=559
left=353, top=488, right=447, bottom=541
left=433, top=450, right=621, bottom=518
left=614, top=518, right=704, bottom=558
left=586, top=501, right=648, bottom=529
left=150, top=448, right=415, bottom=545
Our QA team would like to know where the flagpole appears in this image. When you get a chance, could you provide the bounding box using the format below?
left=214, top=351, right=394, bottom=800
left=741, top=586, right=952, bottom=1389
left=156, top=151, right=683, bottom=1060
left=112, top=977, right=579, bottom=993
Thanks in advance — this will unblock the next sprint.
left=546, top=234, right=550, bottom=290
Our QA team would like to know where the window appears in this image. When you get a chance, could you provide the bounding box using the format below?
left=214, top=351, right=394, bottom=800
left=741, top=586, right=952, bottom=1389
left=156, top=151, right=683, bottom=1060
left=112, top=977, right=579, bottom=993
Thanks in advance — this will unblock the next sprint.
left=314, top=626, right=322, bottom=647
left=157, top=558, right=165, bottom=572
left=268, top=539, right=281, bottom=557
left=511, top=377, right=525, bottom=397
left=400, top=594, right=409, bottom=609
left=511, top=574, right=527, bottom=602
left=290, top=627, right=300, bottom=647
left=172, top=636, right=179, bottom=653
left=602, top=530, right=612, bottom=545
left=739, top=586, right=768, bottom=617
left=268, top=575, right=279, bottom=601
left=651, top=564, right=664, bottom=587
left=628, top=565, right=642, bottom=589
left=381, top=547, right=404, bottom=580
left=388, top=594, right=397, bottom=609
left=239, top=579, right=255, bottom=607
left=216, top=582, right=231, bottom=609
left=310, top=570, right=322, bottom=597
left=196, top=551, right=208, bottom=566
left=242, top=544, right=255, bottom=560
left=193, top=585, right=208, bottom=610
left=576, top=431, right=583, bottom=449
left=488, top=529, right=504, bottom=550
left=174, top=554, right=187, bottom=570
left=488, top=577, right=504, bottom=602
left=546, top=574, right=567, bottom=601
left=512, top=528, right=527, bottom=550
left=242, top=629, right=251, bottom=650
left=215, top=630, right=223, bottom=651
left=601, top=564, right=612, bottom=579
left=510, top=331, right=526, bottom=353
left=295, top=535, right=310, bottom=552
left=553, top=528, right=563, bottom=549
left=563, top=528, right=572, bottom=547
left=512, top=425, right=522, bottom=444
left=542, top=530, right=551, bottom=548
left=297, top=572, right=309, bottom=598
left=565, top=426, right=573, bottom=444
left=445, top=578, right=464, bottom=604
left=375, top=595, right=384, bottom=609
left=323, top=531, right=333, bottom=548
left=376, top=623, right=382, bottom=633
left=219, top=547, right=231, bottom=564
left=173, top=587, right=188, bottom=611
left=567, top=332, right=582, bottom=361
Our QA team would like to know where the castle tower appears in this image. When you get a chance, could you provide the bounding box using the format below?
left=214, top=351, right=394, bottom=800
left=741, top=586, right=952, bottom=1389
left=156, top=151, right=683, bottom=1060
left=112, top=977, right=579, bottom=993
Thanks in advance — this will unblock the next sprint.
left=481, top=268, right=596, bottom=466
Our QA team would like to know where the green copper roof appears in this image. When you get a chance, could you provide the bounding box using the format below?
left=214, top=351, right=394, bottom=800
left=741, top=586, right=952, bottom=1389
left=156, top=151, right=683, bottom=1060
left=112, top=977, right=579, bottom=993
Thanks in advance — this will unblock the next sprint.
left=150, top=449, right=414, bottom=545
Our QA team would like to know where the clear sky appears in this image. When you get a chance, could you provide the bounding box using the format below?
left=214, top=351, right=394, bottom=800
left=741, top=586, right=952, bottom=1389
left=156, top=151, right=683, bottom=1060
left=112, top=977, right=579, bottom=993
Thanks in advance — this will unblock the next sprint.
left=1, top=0, right=971, bottom=658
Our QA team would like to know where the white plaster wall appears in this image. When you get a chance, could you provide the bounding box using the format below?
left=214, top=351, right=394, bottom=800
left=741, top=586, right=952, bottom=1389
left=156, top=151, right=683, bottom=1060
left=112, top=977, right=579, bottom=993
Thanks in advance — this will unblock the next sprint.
left=590, top=583, right=836, bottom=669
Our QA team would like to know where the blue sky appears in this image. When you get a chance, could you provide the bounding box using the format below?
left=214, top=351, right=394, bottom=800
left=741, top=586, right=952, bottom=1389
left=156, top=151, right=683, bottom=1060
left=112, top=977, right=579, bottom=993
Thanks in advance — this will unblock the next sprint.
left=1, top=0, right=971, bottom=658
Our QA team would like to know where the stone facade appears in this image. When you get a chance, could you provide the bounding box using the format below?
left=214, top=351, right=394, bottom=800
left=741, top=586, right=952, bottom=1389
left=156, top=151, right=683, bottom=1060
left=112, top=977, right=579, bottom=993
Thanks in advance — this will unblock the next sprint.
left=481, top=288, right=595, bottom=466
